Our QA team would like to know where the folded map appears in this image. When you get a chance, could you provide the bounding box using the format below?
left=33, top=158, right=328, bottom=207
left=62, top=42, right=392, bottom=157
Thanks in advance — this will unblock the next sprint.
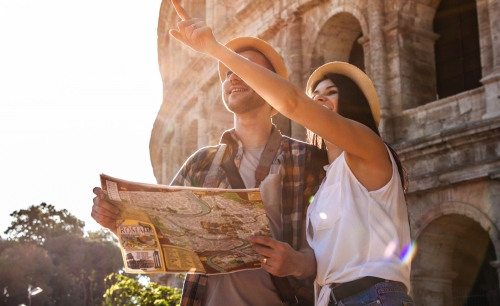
left=100, top=174, right=270, bottom=274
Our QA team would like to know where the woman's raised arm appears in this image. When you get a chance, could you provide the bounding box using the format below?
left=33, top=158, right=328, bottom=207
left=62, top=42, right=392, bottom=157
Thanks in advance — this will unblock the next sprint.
left=169, top=0, right=388, bottom=168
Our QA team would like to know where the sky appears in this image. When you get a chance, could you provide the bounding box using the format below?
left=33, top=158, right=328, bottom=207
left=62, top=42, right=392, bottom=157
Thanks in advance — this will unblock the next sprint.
left=0, top=0, right=164, bottom=236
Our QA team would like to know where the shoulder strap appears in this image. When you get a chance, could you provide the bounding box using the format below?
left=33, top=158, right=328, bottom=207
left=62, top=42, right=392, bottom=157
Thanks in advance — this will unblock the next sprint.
left=256, top=128, right=302, bottom=305
left=270, top=276, right=299, bottom=306
left=214, top=126, right=282, bottom=189
left=260, top=129, right=308, bottom=306
left=208, top=128, right=301, bottom=305
left=254, top=126, right=282, bottom=188
left=204, top=144, right=227, bottom=188
left=220, top=146, right=246, bottom=189
left=218, top=127, right=298, bottom=306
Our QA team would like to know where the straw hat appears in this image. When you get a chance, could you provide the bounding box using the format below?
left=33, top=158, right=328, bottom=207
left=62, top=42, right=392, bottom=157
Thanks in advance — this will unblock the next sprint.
left=218, top=37, right=288, bottom=117
left=306, top=62, right=380, bottom=127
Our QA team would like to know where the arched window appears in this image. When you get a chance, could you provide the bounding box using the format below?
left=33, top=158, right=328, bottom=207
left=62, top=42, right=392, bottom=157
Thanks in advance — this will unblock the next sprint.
left=433, top=0, right=482, bottom=99
left=311, top=13, right=364, bottom=72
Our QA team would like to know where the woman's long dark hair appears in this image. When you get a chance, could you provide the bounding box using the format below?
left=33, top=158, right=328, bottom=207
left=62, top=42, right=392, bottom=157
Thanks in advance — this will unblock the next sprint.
left=307, top=73, right=409, bottom=197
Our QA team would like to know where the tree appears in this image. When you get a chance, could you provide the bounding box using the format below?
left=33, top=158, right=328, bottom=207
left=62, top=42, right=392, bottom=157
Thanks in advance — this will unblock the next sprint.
left=44, top=233, right=123, bottom=306
left=0, top=238, right=18, bottom=255
left=86, top=228, right=119, bottom=244
left=0, top=243, right=54, bottom=305
left=2, top=203, right=124, bottom=305
left=4, top=203, right=84, bottom=244
left=103, top=273, right=181, bottom=306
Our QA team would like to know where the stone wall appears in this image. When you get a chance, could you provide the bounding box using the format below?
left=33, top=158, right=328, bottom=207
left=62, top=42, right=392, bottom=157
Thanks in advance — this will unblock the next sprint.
left=151, top=0, right=500, bottom=303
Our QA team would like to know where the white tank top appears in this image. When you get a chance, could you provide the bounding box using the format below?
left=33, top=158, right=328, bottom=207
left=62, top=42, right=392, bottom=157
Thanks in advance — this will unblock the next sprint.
left=306, top=146, right=411, bottom=305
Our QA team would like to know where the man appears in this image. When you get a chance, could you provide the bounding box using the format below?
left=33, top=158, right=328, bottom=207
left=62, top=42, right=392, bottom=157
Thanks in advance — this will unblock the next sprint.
left=92, top=37, right=327, bottom=306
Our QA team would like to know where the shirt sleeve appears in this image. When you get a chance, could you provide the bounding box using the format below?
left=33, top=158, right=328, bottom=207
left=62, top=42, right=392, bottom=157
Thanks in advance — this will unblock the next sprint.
left=170, top=146, right=219, bottom=187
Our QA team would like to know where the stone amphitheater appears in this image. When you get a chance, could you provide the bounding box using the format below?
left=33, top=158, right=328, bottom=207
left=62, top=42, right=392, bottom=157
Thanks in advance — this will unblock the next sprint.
left=149, top=0, right=500, bottom=304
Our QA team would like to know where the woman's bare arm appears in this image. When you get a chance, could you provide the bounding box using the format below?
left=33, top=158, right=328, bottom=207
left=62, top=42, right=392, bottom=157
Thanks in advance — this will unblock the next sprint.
left=169, top=0, right=391, bottom=188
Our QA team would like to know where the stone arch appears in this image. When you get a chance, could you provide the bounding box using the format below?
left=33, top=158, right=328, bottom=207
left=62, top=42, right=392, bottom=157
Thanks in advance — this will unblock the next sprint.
left=204, top=80, right=233, bottom=143
left=413, top=215, right=499, bottom=304
left=226, top=0, right=246, bottom=15
left=309, top=13, right=362, bottom=69
left=158, top=2, right=181, bottom=86
left=187, top=0, right=206, bottom=20
left=413, top=201, right=500, bottom=249
left=160, top=125, right=175, bottom=184
left=160, top=0, right=208, bottom=86
left=412, top=204, right=500, bottom=305
left=303, top=4, right=369, bottom=76
left=183, top=119, right=199, bottom=158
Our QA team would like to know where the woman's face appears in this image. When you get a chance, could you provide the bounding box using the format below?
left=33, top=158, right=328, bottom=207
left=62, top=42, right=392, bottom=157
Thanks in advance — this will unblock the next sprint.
left=311, top=78, right=339, bottom=113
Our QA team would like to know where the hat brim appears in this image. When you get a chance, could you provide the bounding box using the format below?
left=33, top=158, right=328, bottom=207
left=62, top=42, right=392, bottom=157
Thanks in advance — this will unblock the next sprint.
left=218, top=37, right=288, bottom=117
left=306, top=62, right=380, bottom=127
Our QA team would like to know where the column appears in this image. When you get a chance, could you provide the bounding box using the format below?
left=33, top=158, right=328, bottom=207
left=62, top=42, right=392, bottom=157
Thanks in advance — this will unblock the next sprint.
left=358, top=35, right=371, bottom=77
left=481, top=0, right=500, bottom=119
left=411, top=269, right=458, bottom=306
left=487, top=0, right=500, bottom=71
left=490, top=260, right=500, bottom=292
left=368, top=0, right=392, bottom=141
left=281, top=13, right=306, bottom=140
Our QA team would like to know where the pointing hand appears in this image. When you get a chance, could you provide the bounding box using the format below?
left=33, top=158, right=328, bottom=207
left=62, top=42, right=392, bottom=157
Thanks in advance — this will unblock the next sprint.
left=169, top=0, right=220, bottom=55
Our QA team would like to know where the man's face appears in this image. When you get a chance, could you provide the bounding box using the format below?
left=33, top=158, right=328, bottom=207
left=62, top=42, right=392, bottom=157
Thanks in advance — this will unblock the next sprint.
left=221, top=50, right=274, bottom=115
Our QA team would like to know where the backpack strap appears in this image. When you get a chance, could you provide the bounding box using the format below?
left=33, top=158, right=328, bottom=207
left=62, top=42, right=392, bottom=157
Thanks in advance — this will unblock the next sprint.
left=209, top=126, right=282, bottom=189
left=220, top=147, right=246, bottom=189
left=205, top=128, right=305, bottom=305
left=204, top=144, right=227, bottom=188
left=270, top=276, right=300, bottom=306
left=254, top=126, right=282, bottom=188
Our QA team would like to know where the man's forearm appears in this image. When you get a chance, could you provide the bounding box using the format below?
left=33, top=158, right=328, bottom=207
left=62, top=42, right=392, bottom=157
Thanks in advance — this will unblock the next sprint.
left=293, top=247, right=317, bottom=280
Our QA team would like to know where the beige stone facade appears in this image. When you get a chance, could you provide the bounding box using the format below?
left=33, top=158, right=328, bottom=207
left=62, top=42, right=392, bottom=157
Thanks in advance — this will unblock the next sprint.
left=150, top=0, right=500, bottom=304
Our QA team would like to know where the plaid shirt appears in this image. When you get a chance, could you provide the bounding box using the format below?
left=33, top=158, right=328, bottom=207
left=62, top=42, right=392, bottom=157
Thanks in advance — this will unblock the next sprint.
left=171, top=128, right=327, bottom=306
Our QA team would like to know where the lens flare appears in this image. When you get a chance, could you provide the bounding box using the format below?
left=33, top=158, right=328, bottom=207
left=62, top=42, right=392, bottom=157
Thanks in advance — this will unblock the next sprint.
left=399, top=241, right=417, bottom=265
left=384, top=241, right=397, bottom=259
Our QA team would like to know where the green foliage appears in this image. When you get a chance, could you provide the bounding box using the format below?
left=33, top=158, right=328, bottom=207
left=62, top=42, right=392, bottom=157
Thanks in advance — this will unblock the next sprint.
left=86, top=228, right=119, bottom=244
left=0, top=243, right=54, bottom=305
left=44, top=233, right=124, bottom=305
left=104, top=273, right=181, bottom=306
left=1, top=203, right=124, bottom=306
left=4, top=202, right=85, bottom=244
left=0, top=238, right=18, bottom=254
left=2, top=203, right=182, bottom=306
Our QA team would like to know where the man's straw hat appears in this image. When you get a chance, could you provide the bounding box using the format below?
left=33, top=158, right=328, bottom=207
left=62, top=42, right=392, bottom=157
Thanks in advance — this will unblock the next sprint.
left=218, top=37, right=288, bottom=117
left=306, top=62, right=380, bottom=127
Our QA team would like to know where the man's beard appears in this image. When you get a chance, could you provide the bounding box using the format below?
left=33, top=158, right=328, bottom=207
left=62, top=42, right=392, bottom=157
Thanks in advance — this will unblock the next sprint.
left=223, top=93, right=267, bottom=114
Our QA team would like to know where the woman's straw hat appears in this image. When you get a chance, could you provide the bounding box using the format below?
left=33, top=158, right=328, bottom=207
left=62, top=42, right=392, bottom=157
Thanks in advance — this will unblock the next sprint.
left=218, top=37, right=289, bottom=116
left=306, top=62, right=380, bottom=127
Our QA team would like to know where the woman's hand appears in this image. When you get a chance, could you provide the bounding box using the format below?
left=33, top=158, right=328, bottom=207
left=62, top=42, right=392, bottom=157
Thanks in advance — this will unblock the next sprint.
left=169, top=0, right=221, bottom=55
left=248, top=236, right=317, bottom=279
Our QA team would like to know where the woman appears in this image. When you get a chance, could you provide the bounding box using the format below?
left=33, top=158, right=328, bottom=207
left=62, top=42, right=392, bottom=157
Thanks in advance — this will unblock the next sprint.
left=169, top=1, right=414, bottom=305
left=304, top=63, right=413, bottom=306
